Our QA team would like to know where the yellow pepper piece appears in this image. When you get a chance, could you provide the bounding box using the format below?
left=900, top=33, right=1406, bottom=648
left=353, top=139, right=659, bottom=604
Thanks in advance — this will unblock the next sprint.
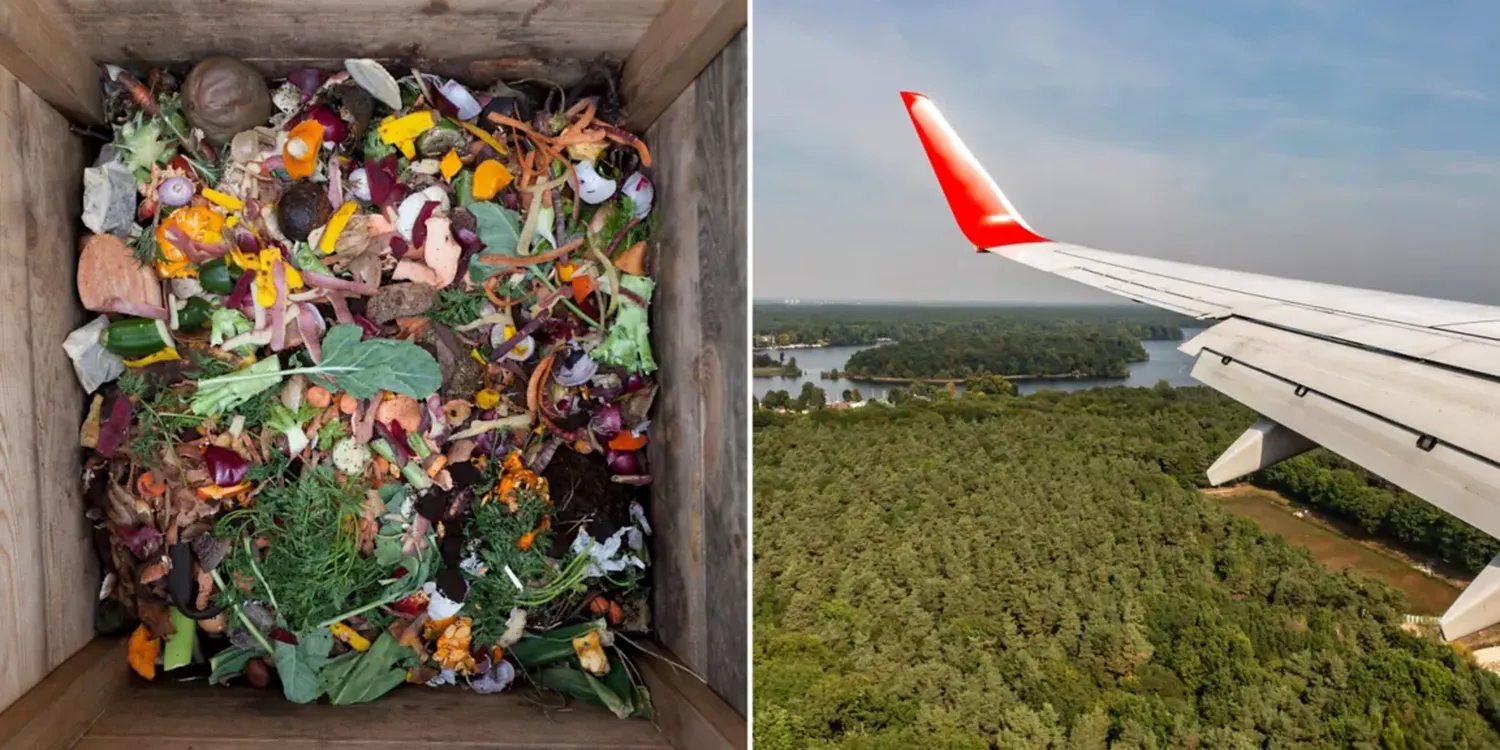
left=469, top=348, right=487, bottom=365
left=440, top=149, right=462, bottom=181
left=319, top=201, right=359, bottom=254
left=396, top=139, right=416, bottom=160
left=457, top=121, right=507, bottom=155
left=252, top=251, right=304, bottom=307
left=472, top=159, right=512, bottom=201
left=558, top=263, right=576, bottom=282
left=475, top=389, right=500, bottom=410
left=124, top=347, right=180, bottom=368
left=379, top=111, right=438, bottom=145
left=229, top=245, right=258, bottom=271
left=201, top=188, right=244, bottom=211
left=330, top=623, right=371, bottom=652
left=225, top=215, right=239, bottom=228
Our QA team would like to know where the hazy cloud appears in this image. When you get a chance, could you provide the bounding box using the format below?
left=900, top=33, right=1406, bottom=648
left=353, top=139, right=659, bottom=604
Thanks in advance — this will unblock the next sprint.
left=753, top=0, right=1500, bottom=303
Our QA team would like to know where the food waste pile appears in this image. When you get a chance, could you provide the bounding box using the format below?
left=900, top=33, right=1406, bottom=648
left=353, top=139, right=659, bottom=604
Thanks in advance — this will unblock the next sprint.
left=67, top=57, right=659, bottom=712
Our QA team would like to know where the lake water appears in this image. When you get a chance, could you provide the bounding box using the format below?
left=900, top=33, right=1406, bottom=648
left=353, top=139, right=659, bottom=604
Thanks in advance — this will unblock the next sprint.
left=753, top=329, right=1206, bottom=401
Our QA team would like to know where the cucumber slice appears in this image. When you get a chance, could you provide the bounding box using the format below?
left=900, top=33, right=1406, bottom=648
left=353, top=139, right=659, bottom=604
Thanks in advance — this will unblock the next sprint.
left=101, top=317, right=173, bottom=357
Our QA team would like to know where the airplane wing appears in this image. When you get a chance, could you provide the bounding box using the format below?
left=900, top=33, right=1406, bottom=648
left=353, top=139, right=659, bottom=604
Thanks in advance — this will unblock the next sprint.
left=901, top=89, right=1500, bottom=641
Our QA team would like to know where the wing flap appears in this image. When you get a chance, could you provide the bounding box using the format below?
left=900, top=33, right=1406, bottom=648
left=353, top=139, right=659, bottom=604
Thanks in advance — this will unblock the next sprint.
left=1192, top=353, right=1500, bottom=544
left=1192, top=319, right=1500, bottom=463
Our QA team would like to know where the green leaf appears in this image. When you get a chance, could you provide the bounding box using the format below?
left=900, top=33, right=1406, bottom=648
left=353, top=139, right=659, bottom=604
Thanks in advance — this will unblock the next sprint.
left=276, top=628, right=335, bottom=704
left=467, top=203, right=521, bottom=282
left=163, top=607, right=197, bottom=671
left=323, top=632, right=415, bottom=705
left=594, top=274, right=657, bottom=374
left=508, top=619, right=607, bottom=670
left=191, top=356, right=283, bottom=415
left=310, top=325, right=442, bottom=400
left=209, top=645, right=265, bottom=686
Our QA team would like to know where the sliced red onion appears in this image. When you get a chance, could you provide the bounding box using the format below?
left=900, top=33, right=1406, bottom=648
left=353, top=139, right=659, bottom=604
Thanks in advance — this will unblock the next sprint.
left=158, top=177, right=194, bottom=207
left=286, top=68, right=327, bottom=97
left=389, top=236, right=409, bottom=260
left=438, top=80, right=482, bottom=120
left=411, top=201, right=439, bottom=249
left=97, top=395, right=134, bottom=457
left=302, top=271, right=377, bottom=296
left=270, top=261, right=288, bottom=351
left=120, top=525, right=163, bottom=559
left=364, top=156, right=397, bottom=204
left=226, top=270, right=254, bottom=309
left=591, top=402, right=622, bottom=438
left=605, top=449, right=640, bottom=475
left=235, top=226, right=262, bottom=255
left=297, top=302, right=327, bottom=363
left=327, top=292, right=354, bottom=324
left=554, top=349, right=597, bottom=387
left=289, top=104, right=348, bottom=144
left=203, top=445, right=250, bottom=486
left=376, top=419, right=413, bottom=462
left=327, top=152, right=343, bottom=210
left=354, top=314, right=381, bottom=337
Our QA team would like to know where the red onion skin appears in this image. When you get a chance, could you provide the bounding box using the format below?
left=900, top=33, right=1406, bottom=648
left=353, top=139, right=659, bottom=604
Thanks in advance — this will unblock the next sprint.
left=605, top=449, right=641, bottom=475
left=297, top=302, right=325, bottom=363
left=327, top=292, right=354, bottom=325
left=376, top=420, right=414, bottom=462
left=412, top=201, right=439, bottom=250
left=354, top=314, right=381, bottom=337
left=591, top=403, right=623, bottom=438
left=286, top=68, right=327, bottom=97
left=103, top=298, right=170, bottom=321
left=302, top=271, right=377, bottom=296
left=97, top=396, right=135, bottom=457
left=203, top=445, right=250, bottom=486
left=225, top=270, right=255, bottom=309
left=289, top=104, right=348, bottom=143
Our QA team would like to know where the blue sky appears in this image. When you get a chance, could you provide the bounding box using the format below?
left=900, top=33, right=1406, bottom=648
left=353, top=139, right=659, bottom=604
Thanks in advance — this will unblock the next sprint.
left=753, top=0, right=1500, bottom=303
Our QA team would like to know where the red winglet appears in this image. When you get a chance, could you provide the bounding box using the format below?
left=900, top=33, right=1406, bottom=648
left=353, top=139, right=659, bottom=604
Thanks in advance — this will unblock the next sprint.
left=901, top=91, right=1048, bottom=250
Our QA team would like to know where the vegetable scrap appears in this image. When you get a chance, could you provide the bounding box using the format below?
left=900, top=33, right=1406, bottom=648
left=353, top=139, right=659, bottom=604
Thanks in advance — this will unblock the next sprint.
left=73, top=58, right=660, bottom=712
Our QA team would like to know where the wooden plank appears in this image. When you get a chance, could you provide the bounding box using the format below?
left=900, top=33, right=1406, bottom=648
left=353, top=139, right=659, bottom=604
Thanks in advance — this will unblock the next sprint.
left=642, top=31, right=746, bottom=716
left=635, top=648, right=746, bottom=750
left=0, top=64, right=49, bottom=715
left=53, top=0, right=664, bottom=86
left=0, top=0, right=103, bottom=124
left=643, top=65, right=707, bottom=714
left=17, top=69, right=94, bottom=672
left=689, top=29, right=745, bottom=717
left=0, top=638, right=126, bottom=750
left=620, top=0, right=746, bottom=132
left=81, top=682, right=669, bottom=748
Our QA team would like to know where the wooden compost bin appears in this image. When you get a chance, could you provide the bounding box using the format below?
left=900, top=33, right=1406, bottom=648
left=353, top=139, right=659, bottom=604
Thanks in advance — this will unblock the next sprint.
left=0, top=1, right=747, bottom=747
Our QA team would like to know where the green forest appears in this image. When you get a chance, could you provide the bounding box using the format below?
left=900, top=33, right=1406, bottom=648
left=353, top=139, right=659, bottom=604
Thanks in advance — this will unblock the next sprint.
left=755, top=351, right=803, bottom=377
left=842, top=324, right=1150, bottom=380
left=754, top=387, right=1500, bottom=748
left=754, top=304, right=1190, bottom=347
left=1260, top=453, right=1500, bottom=575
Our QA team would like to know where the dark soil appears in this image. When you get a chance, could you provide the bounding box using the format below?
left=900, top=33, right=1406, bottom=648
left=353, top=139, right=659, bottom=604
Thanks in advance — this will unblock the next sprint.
left=542, top=448, right=645, bottom=559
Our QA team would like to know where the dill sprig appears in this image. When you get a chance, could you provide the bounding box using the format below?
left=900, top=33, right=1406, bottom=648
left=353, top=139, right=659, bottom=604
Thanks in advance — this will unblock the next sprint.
left=428, top=287, right=488, bottom=327
left=215, top=466, right=384, bottom=632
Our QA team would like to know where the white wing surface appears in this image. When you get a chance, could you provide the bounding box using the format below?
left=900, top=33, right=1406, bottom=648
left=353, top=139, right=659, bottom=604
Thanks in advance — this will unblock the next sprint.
left=902, top=90, right=1500, bottom=640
